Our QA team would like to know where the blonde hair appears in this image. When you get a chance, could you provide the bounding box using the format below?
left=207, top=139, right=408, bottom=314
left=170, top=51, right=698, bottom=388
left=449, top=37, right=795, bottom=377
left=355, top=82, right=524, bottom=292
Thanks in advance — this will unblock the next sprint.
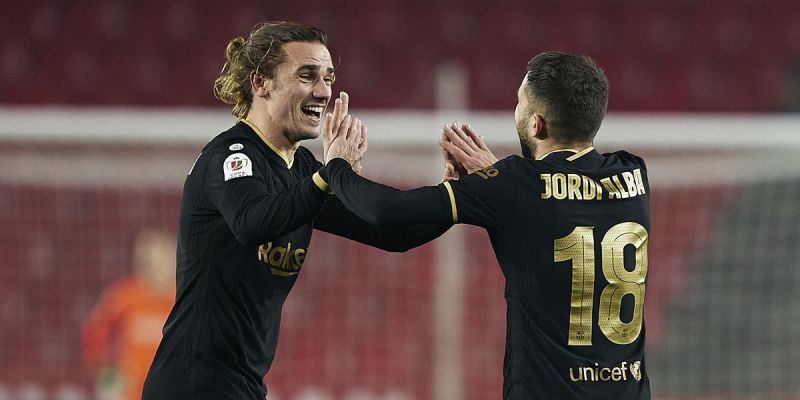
left=213, top=21, right=328, bottom=118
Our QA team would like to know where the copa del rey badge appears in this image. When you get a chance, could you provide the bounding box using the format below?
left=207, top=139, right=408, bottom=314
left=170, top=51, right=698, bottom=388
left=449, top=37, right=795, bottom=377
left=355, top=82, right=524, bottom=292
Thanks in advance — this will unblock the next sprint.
left=223, top=153, right=253, bottom=181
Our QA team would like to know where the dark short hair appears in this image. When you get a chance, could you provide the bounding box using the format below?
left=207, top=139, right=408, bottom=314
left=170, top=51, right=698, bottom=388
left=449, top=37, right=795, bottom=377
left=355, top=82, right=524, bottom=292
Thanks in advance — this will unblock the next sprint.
left=214, top=21, right=328, bottom=118
left=525, top=52, right=609, bottom=143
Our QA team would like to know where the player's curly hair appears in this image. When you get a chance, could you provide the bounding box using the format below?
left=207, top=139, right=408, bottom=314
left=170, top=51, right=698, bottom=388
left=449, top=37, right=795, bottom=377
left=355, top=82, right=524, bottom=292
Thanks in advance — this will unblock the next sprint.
left=524, top=52, right=609, bottom=144
left=213, top=21, right=328, bottom=118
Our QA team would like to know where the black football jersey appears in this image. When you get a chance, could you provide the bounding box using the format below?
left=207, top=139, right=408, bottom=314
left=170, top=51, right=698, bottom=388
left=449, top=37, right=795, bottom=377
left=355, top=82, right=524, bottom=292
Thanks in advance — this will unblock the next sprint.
left=324, top=147, right=651, bottom=400
left=143, top=121, right=450, bottom=400
left=142, top=121, right=330, bottom=400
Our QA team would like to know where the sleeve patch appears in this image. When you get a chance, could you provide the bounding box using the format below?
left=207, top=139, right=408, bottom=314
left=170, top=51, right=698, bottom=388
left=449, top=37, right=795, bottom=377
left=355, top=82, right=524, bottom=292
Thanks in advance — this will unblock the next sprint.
left=223, top=153, right=253, bottom=181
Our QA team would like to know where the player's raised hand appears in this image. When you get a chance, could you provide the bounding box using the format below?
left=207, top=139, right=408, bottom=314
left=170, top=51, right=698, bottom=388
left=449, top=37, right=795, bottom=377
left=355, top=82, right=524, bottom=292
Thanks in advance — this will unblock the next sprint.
left=325, top=114, right=352, bottom=164
left=352, top=120, right=368, bottom=175
left=440, top=122, right=499, bottom=174
left=440, top=128, right=466, bottom=181
left=327, top=115, right=367, bottom=174
left=323, top=91, right=349, bottom=161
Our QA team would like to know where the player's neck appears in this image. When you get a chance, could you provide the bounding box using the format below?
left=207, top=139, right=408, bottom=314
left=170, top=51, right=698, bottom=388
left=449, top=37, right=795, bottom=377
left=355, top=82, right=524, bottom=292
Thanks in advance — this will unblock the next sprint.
left=533, top=141, right=593, bottom=160
left=243, top=112, right=299, bottom=161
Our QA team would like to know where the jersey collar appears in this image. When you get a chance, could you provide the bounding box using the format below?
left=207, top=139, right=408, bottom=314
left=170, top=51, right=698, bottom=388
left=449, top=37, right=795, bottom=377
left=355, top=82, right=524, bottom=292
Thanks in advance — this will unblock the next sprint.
left=538, top=146, right=595, bottom=161
left=240, top=119, right=295, bottom=169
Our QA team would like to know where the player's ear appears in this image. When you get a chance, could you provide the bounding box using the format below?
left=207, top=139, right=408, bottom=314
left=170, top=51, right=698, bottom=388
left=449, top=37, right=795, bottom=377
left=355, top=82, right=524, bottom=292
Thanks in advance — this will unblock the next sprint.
left=250, top=72, right=272, bottom=98
left=531, top=113, right=547, bottom=140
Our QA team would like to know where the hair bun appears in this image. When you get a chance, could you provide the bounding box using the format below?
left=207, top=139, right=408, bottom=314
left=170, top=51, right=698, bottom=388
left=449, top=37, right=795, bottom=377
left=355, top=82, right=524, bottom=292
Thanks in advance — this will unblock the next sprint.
left=225, top=36, right=246, bottom=61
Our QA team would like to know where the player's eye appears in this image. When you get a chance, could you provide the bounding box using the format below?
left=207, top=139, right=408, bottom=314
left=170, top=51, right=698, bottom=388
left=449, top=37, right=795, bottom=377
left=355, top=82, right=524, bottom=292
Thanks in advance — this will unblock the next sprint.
left=299, top=74, right=313, bottom=82
left=323, top=77, right=334, bottom=86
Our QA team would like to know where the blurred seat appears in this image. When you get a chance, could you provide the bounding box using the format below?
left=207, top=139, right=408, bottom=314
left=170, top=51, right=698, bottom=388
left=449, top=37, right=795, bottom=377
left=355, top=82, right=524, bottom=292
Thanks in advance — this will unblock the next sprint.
left=0, top=0, right=797, bottom=111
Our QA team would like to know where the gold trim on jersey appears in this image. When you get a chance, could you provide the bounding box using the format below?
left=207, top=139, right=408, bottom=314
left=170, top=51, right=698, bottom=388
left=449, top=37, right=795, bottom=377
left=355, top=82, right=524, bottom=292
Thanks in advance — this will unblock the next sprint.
left=241, top=119, right=295, bottom=169
left=312, top=172, right=332, bottom=194
left=442, top=181, right=458, bottom=224
left=566, top=146, right=594, bottom=161
left=538, top=146, right=594, bottom=161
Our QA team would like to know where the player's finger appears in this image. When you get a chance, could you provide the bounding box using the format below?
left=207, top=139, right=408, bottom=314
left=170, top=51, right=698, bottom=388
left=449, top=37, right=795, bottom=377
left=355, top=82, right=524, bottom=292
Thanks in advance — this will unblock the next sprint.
left=443, top=125, right=473, bottom=154
left=464, top=124, right=489, bottom=151
left=438, top=125, right=450, bottom=147
left=339, top=115, right=353, bottom=139
left=324, top=112, right=336, bottom=140
left=359, top=123, right=367, bottom=145
left=347, top=117, right=360, bottom=141
left=452, top=123, right=480, bottom=152
left=441, top=125, right=453, bottom=142
left=444, top=123, right=462, bottom=142
left=358, top=127, right=368, bottom=152
left=440, top=138, right=471, bottom=162
left=340, top=91, right=349, bottom=118
left=345, top=117, right=355, bottom=141
left=356, top=119, right=364, bottom=144
left=439, top=141, right=458, bottom=166
left=330, top=98, right=344, bottom=133
left=333, top=92, right=350, bottom=132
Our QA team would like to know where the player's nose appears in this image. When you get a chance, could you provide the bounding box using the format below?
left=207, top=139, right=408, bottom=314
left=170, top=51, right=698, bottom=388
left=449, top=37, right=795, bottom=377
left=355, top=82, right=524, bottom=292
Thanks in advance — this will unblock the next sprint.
left=312, top=78, right=332, bottom=100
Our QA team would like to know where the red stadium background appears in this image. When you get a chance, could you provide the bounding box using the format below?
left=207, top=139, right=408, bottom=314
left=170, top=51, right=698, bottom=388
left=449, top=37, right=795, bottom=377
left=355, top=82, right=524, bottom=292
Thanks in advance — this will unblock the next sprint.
left=1, top=1, right=800, bottom=399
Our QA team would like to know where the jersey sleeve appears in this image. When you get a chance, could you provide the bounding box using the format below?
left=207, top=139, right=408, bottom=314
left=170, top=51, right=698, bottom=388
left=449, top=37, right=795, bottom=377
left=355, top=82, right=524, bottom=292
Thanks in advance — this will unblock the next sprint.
left=319, top=158, right=454, bottom=227
left=440, top=157, right=520, bottom=230
left=321, top=157, right=520, bottom=231
left=313, top=197, right=451, bottom=252
left=203, top=144, right=330, bottom=247
left=288, top=148, right=451, bottom=252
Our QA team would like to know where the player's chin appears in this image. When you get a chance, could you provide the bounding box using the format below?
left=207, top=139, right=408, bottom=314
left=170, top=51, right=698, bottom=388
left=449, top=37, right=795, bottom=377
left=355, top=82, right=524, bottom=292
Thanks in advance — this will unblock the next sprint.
left=291, top=128, right=321, bottom=142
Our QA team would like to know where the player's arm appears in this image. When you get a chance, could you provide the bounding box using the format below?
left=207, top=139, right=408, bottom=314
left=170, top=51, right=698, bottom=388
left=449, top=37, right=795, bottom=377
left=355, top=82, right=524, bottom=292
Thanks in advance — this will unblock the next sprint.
left=318, top=158, right=513, bottom=231
left=205, top=145, right=330, bottom=248
left=316, top=113, right=452, bottom=251
left=319, top=159, right=451, bottom=226
left=319, top=118, right=514, bottom=229
left=317, top=114, right=451, bottom=227
left=313, top=196, right=451, bottom=252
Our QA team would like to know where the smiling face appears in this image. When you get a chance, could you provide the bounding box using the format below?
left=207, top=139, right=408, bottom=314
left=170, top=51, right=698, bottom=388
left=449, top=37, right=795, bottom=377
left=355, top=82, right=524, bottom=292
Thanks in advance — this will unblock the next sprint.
left=264, top=41, right=335, bottom=143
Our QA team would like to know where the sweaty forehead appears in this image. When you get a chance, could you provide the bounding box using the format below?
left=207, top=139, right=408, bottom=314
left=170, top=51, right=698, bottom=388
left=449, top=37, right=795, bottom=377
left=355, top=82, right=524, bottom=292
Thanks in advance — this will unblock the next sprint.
left=282, top=41, right=333, bottom=70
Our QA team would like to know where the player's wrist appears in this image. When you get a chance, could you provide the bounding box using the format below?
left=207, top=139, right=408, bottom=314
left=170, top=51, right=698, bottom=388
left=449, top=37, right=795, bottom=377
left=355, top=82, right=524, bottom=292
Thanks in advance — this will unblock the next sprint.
left=330, top=157, right=355, bottom=170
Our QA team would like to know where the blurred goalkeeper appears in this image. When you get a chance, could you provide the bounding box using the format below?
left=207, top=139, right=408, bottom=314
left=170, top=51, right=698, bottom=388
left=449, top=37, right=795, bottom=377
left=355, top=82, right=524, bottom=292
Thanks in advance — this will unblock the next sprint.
left=320, top=52, right=652, bottom=399
left=142, top=21, right=449, bottom=400
left=82, top=229, right=175, bottom=400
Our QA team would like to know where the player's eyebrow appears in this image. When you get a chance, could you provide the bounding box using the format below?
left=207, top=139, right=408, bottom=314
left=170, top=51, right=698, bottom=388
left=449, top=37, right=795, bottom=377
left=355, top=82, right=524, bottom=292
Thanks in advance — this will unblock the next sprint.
left=296, top=64, right=335, bottom=75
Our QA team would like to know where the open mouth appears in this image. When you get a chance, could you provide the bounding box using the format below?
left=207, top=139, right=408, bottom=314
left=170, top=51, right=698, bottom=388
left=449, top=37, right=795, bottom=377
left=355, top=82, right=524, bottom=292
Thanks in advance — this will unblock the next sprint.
left=301, top=105, right=324, bottom=120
